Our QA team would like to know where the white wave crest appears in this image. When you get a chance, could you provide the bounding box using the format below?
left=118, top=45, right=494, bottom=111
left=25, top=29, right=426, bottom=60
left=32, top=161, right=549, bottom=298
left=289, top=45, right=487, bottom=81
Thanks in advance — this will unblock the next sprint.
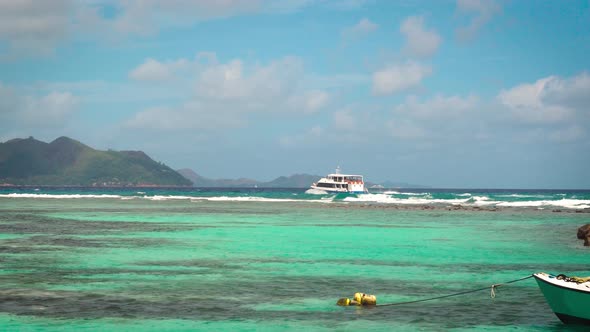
left=190, top=196, right=329, bottom=203
left=146, top=195, right=195, bottom=201
left=495, top=194, right=550, bottom=199
left=343, top=193, right=471, bottom=205
left=470, top=196, right=497, bottom=206
left=305, top=188, right=328, bottom=195
left=0, top=193, right=123, bottom=199
left=496, top=199, right=590, bottom=209
left=1, top=192, right=587, bottom=209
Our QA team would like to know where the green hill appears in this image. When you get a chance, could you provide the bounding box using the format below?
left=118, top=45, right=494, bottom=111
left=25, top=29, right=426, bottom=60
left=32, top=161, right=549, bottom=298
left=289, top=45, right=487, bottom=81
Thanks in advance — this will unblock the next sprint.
left=0, top=136, right=191, bottom=186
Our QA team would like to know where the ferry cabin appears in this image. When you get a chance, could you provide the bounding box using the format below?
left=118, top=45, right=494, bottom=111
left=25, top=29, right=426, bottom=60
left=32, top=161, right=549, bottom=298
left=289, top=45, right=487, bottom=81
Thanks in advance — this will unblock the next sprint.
left=313, top=174, right=365, bottom=193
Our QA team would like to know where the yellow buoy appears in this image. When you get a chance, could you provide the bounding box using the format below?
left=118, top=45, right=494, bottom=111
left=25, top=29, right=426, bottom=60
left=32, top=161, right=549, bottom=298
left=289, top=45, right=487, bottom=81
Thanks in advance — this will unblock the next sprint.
left=336, top=298, right=351, bottom=306
left=338, top=293, right=377, bottom=306
left=353, top=292, right=363, bottom=304
left=361, top=294, right=377, bottom=305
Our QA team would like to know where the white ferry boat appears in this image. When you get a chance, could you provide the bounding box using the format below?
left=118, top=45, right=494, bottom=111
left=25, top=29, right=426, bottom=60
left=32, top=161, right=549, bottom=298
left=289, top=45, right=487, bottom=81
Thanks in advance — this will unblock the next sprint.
left=310, top=167, right=367, bottom=194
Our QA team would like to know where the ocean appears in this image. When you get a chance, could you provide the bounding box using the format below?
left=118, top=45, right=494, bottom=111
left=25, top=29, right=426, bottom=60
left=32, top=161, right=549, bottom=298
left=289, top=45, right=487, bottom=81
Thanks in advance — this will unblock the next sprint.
left=1, top=187, right=589, bottom=331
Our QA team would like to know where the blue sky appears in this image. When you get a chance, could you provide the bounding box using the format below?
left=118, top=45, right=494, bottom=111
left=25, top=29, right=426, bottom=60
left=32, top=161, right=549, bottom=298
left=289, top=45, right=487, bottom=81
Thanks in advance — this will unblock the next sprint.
left=1, top=0, right=589, bottom=188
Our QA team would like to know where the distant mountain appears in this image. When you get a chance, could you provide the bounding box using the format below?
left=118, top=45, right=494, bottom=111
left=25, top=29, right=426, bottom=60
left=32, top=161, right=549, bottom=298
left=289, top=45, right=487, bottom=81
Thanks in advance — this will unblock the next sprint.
left=0, top=136, right=191, bottom=186
left=177, top=169, right=321, bottom=188
left=177, top=168, right=258, bottom=187
left=176, top=168, right=207, bottom=185
left=261, top=174, right=321, bottom=188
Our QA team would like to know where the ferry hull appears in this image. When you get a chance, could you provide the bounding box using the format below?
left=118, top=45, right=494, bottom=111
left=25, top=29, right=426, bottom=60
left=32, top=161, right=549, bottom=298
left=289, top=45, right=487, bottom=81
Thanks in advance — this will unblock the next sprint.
left=533, top=273, right=590, bottom=325
left=309, top=185, right=365, bottom=194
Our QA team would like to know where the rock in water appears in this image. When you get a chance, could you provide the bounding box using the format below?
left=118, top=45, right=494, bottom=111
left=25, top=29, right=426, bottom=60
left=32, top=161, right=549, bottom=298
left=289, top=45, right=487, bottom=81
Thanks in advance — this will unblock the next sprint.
left=577, top=224, right=590, bottom=240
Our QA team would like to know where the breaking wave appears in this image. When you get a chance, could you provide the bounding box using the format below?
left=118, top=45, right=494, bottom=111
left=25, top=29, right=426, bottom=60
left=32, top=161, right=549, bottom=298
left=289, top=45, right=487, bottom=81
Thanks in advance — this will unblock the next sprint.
left=0, top=190, right=588, bottom=209
left=190, top=196, right=329, bottom=203
left=0, top=193, right=123, bottom=199
left=305, top=188, right=329, bottom=195
left=343, top=194, right=471, bottom=205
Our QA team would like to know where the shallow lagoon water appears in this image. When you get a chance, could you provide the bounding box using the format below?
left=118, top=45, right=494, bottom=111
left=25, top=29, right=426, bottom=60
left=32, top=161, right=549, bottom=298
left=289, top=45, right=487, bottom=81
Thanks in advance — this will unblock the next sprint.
left=0, top=188, right=589, bottom=331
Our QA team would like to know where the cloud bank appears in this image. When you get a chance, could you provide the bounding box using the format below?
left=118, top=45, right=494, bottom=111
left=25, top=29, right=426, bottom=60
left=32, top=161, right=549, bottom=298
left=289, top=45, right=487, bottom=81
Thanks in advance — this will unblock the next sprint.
left=126, top=55, right=330, bottom=131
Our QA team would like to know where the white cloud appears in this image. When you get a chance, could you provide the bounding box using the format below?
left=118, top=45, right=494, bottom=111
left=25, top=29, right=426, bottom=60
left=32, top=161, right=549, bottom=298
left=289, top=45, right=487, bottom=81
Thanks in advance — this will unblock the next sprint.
left=541, top=72, right=590, bottom=109
left=129, top=55, right=328, bottom=116
left=400, top=16, right=441, bottom=58
left=333, top=109, right=355, bottom=130
left=0, top=1, right=322, bottom=58
left=306, top=73, right=370, bottom=89
left=126, top=55, right=330, bottom=131
left=386, top=119, right=426, bottom=139
left=0, top=0, right=72, bottom=57
left=342, top=18, right=378, bottom=41
left=27, top=79, right=189, bottom=105
left=105, top=0, right=261, bottom=36
left=78, top=0, right=324, bottom=39
left=279, top=125, right=324, bottom=148
left=372, top=62, right=432, bottom=96
left=24, top=92, right=79, bottom=125
left=126, top=103, right=246, bottom=131
left=455, top=0, right=501, bottom=42
left=0, top=82, right=79, bottom=127
left=195, top=57, right=303, bottom=102
left=288, top=90, right=330, bottom=114
left=395, top=94, right=478, bottom=118
left=497, top=75, right=585, bottom=123
left=380, top=72, right=590, bottom=144
left=129, top=58, right=189, bottom=81
left=309, top=125, right=323, bottom=136
left=0, top=83, right=20, bottom=114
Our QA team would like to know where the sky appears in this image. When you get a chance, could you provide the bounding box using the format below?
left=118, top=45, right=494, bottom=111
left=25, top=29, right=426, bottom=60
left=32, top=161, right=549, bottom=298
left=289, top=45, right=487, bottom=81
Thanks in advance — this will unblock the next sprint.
left=0, top=0, right=589, bottom=189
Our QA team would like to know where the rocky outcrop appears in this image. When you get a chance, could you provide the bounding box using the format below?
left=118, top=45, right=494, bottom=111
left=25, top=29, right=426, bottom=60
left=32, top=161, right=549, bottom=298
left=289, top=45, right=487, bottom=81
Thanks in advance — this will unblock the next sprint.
left=577, top=224, right=590, bottom=246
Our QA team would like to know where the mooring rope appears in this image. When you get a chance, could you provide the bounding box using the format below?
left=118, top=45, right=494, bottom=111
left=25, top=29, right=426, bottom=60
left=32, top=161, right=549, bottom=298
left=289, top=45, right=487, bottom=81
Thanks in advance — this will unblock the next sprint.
left=377, top=274, right=534, bottom=307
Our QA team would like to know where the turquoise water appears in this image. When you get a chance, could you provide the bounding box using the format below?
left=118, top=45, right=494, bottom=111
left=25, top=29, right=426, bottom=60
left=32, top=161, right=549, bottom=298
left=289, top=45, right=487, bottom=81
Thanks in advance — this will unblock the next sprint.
left=1, top=188, right=589, bottom=331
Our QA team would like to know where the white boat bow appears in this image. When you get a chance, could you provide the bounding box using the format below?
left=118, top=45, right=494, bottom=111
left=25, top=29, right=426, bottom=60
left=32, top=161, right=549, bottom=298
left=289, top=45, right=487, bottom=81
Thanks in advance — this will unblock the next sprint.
left=533, top=272, right=590, bottom=325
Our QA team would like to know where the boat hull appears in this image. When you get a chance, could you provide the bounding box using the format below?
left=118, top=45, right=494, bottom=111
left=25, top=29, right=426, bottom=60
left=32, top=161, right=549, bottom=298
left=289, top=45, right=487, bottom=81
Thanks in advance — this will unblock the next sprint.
left=309, top=185, right=365, bottom=194
left=533, top=273, right=590, bottom=325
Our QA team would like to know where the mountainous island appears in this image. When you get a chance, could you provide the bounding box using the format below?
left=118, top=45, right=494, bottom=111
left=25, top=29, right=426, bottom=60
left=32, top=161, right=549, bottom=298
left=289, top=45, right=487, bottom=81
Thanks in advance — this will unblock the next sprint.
left=0, top=136, right=191, bottom=186
left=0, top=136, right=427, bottom=188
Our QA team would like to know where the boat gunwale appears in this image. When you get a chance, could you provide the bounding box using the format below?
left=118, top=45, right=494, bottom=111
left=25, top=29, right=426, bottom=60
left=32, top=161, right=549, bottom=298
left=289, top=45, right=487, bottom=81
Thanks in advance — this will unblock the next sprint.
left=534, top=273, right=590, bottom=295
